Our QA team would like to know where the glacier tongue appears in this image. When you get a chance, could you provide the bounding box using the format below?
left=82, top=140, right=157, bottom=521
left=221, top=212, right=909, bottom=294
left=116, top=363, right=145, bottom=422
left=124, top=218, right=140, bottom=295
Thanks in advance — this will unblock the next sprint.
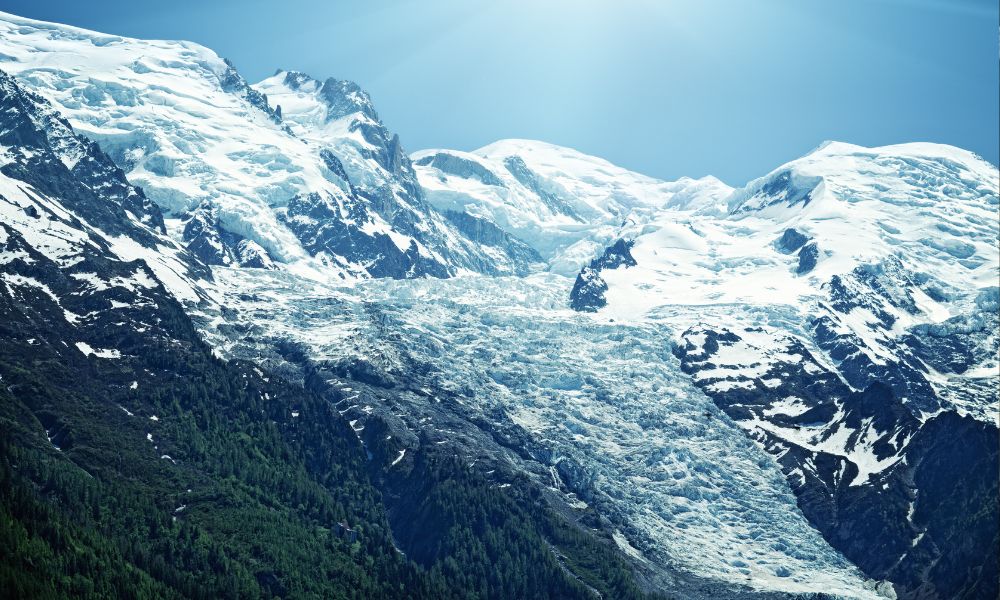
left=203, top=267, right=885, bottom=599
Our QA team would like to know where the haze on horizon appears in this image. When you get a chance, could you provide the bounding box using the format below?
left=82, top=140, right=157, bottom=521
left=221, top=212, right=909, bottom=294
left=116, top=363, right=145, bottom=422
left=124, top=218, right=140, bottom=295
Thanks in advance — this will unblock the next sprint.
left=3, top=0, right=998, bottom=185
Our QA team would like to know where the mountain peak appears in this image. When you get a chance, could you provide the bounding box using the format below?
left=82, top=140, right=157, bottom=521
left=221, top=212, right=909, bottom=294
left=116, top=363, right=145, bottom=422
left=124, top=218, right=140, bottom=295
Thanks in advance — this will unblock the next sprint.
left=318, top=78, right=377, bottom=122
left=261, top=70, right=378, bottom=124
left=0, top=9, right=124, bottom=45
left=728, top=140, right=998, bottom=215
left=801, top=139, right=991, bottom=165
left=270, top=69, right=320, bottom=92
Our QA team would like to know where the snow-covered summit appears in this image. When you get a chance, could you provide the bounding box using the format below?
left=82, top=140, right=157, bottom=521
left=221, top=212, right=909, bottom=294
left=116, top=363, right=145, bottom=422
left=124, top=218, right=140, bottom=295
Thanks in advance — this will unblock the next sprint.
left=0, top=14, right=284, bottom=205
left=730, top=140, right=995, bottom=214
left=723, top=140, right=998, bottom=290
left=574, top=140, right=997, bottom=414
left=565, top=140, right=998, bottom=315
left=413, top=139, right=733, bottom=274
left=257, top=70, right=379, bottom=130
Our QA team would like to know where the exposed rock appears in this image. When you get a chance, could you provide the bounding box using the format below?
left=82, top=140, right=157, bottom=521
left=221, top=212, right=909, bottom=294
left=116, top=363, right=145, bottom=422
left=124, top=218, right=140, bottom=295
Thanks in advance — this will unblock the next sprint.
left=414, top=152, right=504, bottom=186
left=570, top=266, right=609, bottom=312
left=797, top=242, right=819, bottom=274
left=777, top=228, right=810, bottom=254
left=220, top=58, right=282, bottom=123
left=182, top=203, right=276, bottom=269
left=570, top=239, right=638, bottom=312
left=503, top=155, right=582, bottom=220
left=443, top=210, right=541, bottom=275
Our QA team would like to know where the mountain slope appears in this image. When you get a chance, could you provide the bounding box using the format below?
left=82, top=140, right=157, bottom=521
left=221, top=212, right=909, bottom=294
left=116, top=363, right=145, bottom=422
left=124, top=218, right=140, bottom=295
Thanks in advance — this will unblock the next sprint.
left=0, top=70, right=206, bottom=303
left=0, top=64, right=675, bottom=600
left=0, top=67, right=431, bottom=598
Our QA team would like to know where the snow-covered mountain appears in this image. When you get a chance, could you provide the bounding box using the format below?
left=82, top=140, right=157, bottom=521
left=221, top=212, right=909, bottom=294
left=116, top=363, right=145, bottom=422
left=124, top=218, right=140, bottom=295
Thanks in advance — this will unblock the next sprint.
left=573, top=140, right=998, bottom=418
left=0, top=68, right=470, bottom=600
left=413, top=140, right=731, bottom=275
left=566, top=141, right=999, bottom=598
left=0, top=11, right=535, bottom=280
left=1, top=9, right=997, bottom=600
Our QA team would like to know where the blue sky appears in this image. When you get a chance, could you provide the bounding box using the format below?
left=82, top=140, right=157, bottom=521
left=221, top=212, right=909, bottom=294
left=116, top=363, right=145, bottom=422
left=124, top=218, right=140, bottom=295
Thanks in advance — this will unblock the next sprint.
left=2, top=0, right=998, bottom=183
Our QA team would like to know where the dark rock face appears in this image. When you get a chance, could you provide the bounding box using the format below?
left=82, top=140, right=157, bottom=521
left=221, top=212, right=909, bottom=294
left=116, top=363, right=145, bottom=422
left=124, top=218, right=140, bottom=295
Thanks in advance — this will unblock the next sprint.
left=826, top=259, right=919, bottom=326
left=777, top=228, right=810, bottom=254
left=358, top=128, right=418, bottom=196
left=810, top=258, right=945, bottom=411
left=796, top=242, right=819, bottom=273
left=443, top=210, right=541, bottom=275
left=414, top=153, right=504, bottom=186
left=903, top=412, right=999, bottom=600
left=220, top=58, right=282, bottom=123
left=182, top=204, right=232, bottom=266
left=319, top=148, right=352, bottom=187
left=673, top=293, right=999, bottom=599
left=181, top=203, right=275, bottom=269
left=282, top=191, right=450, bottom=279
left=0, top=70, right=167, bottom=238
left=592, top=239, right=638, bottom=270
left=569, top=239, right=638, bottom=312
left=902, top=291, right=998, bottom=415
left=317, top=77, right=379, bottom=122
left=503, top=155, right=582, bottom=220
left=570, top=267, right=610, bottom=312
